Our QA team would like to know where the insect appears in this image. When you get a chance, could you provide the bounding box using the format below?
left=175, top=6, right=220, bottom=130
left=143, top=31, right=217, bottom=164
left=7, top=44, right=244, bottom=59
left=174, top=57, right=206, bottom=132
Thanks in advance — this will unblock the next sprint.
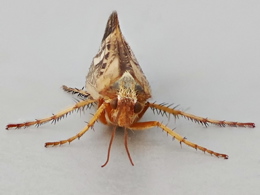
left=6, top=11, right=255, bottom=167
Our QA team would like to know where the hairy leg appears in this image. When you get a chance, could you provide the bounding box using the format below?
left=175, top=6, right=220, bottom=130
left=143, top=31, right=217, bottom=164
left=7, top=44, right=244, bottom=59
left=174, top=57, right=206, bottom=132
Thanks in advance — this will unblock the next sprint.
left=130, top=121, right=228, bottom=159
left=45, top=102, right=106, bottom=146
left=62, top=85, right=90, bottom=98
left=6, top=99, right=97, bottom=129
left=148, top=102, right=255, bottom=128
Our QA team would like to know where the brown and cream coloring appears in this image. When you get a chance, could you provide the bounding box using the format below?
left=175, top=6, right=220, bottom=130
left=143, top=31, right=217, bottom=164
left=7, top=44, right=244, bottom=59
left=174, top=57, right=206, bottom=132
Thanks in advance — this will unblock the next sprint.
left=6, top=11, right=255, bottom=167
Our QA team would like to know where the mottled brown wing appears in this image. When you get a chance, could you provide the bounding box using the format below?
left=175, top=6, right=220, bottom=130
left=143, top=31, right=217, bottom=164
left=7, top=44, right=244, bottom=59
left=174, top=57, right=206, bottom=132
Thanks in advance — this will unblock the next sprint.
left=86, top=11, right=151, bottom=101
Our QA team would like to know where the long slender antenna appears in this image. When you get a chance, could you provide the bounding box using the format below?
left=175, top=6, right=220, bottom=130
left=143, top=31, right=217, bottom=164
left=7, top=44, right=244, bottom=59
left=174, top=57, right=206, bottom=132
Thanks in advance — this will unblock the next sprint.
left=124, top=128, right=134, bottom=166
left=101, top=126, right=117, bottom=167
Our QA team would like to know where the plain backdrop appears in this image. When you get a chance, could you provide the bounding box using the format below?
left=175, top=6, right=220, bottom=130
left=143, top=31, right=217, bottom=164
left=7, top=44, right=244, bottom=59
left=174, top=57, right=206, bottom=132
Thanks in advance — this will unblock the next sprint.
left=1, top=1, right=260, bottom=195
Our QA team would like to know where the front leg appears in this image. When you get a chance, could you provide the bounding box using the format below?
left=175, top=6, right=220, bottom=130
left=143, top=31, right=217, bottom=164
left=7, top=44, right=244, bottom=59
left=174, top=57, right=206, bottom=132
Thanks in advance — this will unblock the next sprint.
left=45, top=102, right=106, bottom=146
left=148, top=102, right=255, bottom=128
left=130, top=121, right=228, bottom=159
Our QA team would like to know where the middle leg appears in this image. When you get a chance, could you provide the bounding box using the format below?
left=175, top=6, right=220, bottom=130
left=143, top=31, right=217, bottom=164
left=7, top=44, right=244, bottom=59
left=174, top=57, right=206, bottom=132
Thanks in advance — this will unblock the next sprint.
left=148, top=102, right=255, bottom=128
left=6, top=99, right=97, bottom=130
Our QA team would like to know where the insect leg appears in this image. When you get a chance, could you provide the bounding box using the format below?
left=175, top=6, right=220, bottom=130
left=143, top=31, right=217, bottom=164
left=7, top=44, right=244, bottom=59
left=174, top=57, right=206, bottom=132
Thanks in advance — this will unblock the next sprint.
left=45, top=103, right=106, bottom=147
left=148, top=102, right=255, bottom=128
left=6, top=99, right=97, bottom=129
left=62, top=85, right=90, bottom=98
left=130, top=121, right=228, bottom=159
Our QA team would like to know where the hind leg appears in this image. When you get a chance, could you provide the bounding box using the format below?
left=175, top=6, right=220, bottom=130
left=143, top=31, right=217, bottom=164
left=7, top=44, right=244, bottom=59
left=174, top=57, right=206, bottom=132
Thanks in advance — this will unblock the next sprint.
left=62, top=85, right=90, bottom=98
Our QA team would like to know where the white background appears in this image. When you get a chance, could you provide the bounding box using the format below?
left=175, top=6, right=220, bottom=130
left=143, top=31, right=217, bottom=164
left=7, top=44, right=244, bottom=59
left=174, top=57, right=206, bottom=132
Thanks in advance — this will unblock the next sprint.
left=1, top=1, right=260, bottom=194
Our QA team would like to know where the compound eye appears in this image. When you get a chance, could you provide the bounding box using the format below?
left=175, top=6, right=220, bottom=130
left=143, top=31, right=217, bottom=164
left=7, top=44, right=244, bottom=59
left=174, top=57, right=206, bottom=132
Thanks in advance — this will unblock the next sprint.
left=110, top=98, right=118, bottom=109
left=134, top=102, right=142, bottom=113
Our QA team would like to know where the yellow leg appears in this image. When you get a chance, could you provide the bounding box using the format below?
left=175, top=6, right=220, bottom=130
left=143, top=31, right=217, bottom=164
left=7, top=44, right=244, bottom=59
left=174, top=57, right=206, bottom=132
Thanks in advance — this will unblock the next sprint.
left=148, top=102, right=255, bottom=128
left=62, top=85, right=90, bottom=98
left=6, top=99, right=97, bottom=129
left=45, top=103, right=106, bottom=147
left=130, top=121, right=228, bottom=159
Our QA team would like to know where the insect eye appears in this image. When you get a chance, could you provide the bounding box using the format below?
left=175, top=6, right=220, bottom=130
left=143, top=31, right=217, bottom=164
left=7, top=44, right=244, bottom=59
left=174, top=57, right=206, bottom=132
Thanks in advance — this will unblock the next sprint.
left=134, top=102, right=142, bottom=113
left=110, top=98, right=118, bottom=109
